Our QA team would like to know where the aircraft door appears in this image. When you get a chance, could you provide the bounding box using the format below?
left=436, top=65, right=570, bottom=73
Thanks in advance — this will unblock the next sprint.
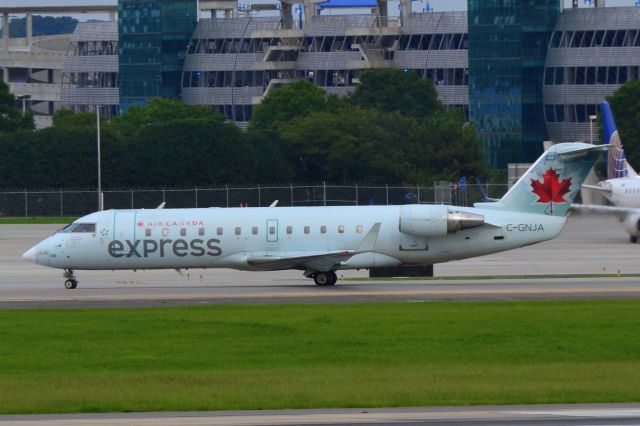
left=113, top=211, right=137, bottom=242
left=266, top=219, right=278, bottom=242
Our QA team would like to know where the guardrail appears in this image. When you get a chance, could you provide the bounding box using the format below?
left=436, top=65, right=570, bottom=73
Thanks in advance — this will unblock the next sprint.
left=0, top=183, right=509, bottom=217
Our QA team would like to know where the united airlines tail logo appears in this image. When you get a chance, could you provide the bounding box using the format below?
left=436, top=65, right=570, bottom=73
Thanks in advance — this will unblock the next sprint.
left=607, top=131, right=629, bottom=179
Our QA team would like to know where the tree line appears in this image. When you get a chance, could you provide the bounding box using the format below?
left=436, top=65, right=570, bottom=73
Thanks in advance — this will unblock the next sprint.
left=0, top=70, right=495, bottom=190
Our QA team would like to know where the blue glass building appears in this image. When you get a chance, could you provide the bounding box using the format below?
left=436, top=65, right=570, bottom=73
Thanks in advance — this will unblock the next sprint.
left=468, top=0, right=560, bottom=168
left=118, top=0, right=197, bottom=112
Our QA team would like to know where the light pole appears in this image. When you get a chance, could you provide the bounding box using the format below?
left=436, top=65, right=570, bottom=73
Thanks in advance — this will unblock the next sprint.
left=589, top=114, right=597, bottom=144
left=96, top=105, right=103, bottom=211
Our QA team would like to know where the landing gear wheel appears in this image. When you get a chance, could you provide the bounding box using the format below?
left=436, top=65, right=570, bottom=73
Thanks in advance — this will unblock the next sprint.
left=313, top=271, right=337, bottom=287
left=63, top=269, right=78, bottom=289
left=631, top=236, right=638, bottom=244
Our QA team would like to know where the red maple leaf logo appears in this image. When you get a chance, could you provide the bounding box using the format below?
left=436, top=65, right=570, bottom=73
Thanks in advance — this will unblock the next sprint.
left=531, top=168, right=572, bottom=206
left=137, top=221, right=144, bottom=227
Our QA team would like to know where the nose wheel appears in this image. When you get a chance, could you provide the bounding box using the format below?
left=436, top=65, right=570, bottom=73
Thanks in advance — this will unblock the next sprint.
left=63, top=269, right=78, bottom=289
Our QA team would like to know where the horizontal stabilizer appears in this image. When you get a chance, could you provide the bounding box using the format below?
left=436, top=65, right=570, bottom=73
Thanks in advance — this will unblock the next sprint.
left=581, top=183, right=612, bottom=193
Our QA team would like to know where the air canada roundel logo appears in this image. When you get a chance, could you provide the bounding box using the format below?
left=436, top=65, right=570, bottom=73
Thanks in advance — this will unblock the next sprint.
left=530, top=168, right=571, bottom=213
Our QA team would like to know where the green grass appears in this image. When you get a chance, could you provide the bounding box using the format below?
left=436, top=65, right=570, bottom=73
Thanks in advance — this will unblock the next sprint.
left=0, top=216, right=77, bottom=224
left=1, top=300, right=639, bottom=414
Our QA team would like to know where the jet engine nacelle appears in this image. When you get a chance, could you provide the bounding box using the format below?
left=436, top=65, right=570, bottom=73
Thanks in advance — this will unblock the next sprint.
left=399, top=205, right=485, bottom=238
left=622, top=213, right=640, bottom=237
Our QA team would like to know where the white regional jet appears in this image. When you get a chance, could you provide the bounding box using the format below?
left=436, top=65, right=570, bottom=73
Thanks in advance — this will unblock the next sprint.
left=576, top=101, right=640, bottom=243
left=23, top=142, right=607, bottom=289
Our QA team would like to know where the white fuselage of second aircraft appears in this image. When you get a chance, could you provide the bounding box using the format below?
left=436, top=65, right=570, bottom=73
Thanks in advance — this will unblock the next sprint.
left=598, top=177, right=640, bottom=208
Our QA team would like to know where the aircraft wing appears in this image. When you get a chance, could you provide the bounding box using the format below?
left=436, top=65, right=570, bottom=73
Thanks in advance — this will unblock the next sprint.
left=246, top=222, right=382, bottom=271
left=570, top=203, right=636, bottom=220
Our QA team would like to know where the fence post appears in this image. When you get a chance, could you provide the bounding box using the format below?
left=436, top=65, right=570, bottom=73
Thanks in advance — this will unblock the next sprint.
left=24, top=189, right=28, bottom=218
left=130, top=188, right=134, bottom=209
left=290, top=184, right=293, bottom=206
left=355, top=184, right=358, bottom=205
left=59, top=189, right=63, bottom=216
left=225, top=185, right=229, bottom=208
left=258, top=184, right=261, bottom=207
left=162, top=189, right=166, bottom=204
left=324, top=182, right=328, bottom=206
left=195, top=187, right=198, bottom=208
left=417, top=185, right=420, bottom=204
left=385, top=184, right=389, bottom=205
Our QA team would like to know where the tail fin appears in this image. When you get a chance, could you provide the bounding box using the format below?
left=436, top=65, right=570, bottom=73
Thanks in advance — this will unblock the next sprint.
left=601, top=100, right=637, bottom=178
left=480, top=143, right=609, bottom=216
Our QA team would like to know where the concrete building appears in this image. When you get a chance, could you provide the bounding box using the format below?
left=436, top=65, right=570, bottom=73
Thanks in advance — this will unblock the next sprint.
left=0, top=5, right=117, bottom=128
left=2, top=1, right=640, bottom=169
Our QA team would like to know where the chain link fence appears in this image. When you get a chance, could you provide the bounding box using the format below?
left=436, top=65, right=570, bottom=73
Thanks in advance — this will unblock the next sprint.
left=0, top=183, right=509, bottom=217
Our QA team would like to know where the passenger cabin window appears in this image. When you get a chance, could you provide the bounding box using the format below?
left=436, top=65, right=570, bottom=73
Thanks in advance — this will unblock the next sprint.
left=356, top=225, right=363, bottom=233
left=338, top=225, right=345, bottom=234
left=217, top=227, right=223, bottom=236
left=286, top=226, right=292, bottom=234
left=162, top=228, right=169, bottom=237
left=304, top=226, right=310, bottom=234
left=235, top=226, right=242, bottom=235
left=180, top=228, right=187, bottom=236
left=198, top=227, right=205, bottom=236
left=145, top=229, right=152, bottom=237
left=269, top=226, right=276, bottom=235
left=252, top=226, right=258, bottom=235
left=320, top=225, right=326, bottom=234
left=71, top=223, right=96, bottom=233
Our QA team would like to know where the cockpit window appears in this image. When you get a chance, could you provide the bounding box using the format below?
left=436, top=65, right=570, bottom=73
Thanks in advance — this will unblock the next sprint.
left=71, top=223, right=96, bottom=233
left=56, top=223, right=76, bottom=233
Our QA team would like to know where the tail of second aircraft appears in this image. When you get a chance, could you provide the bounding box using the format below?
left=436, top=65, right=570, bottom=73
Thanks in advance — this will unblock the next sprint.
left=476, top=143, right=609, bottom=216
left=601, top=100, right=637, bottom=179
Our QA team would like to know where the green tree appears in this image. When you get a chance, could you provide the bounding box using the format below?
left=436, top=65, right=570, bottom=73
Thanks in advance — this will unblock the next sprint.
left=0, top=79, right=34, bottom=133
left=9, top=15, right=78, bottom=38
left=349, top=69, right=443, bottom=121
left=111, top=98, right=224, bottom=136
left=52, top=109, right=97, bottom=127
left=250, top=79, right=345, bottom=130
left=405, top=109, right=489, bottom=183
left=607, top=80, right=640, bottom=169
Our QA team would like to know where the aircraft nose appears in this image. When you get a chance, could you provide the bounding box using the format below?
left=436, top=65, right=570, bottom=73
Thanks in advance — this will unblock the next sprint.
left=22, top=246, right=38, bottom=263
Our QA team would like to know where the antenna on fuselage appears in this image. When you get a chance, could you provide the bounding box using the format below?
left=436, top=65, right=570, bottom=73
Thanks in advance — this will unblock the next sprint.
left=269, top=200, right=279, bottom=207
left=156, top=202, right=166, bottom=209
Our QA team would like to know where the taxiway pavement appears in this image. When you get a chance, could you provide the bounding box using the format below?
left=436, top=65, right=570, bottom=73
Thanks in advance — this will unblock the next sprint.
left=1, top=404, right=640, bottom=425
left=1, top=215, right=638, bottom=307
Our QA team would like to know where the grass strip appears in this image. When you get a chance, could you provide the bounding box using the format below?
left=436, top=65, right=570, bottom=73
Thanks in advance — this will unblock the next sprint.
left=0, top=216, right=77, bottom=225
left=0, top=300, right=639, bottom=414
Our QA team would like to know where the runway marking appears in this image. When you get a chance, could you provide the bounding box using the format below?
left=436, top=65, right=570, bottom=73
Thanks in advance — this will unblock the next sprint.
left=2, top=286, right=640, bottom=303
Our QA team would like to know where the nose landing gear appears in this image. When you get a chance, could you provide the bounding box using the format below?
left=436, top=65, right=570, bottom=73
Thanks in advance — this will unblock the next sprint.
left=63, top=269, right=78, bottom=289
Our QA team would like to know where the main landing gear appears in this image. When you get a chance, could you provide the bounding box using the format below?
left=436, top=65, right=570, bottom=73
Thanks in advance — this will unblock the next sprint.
left=63, top=269, right=78, bottom=289
left=311, top=271, right=337, bottom=287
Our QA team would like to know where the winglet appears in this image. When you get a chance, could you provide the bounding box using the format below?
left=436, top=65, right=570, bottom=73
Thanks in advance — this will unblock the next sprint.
left=357, top=222, right=381, bottom=252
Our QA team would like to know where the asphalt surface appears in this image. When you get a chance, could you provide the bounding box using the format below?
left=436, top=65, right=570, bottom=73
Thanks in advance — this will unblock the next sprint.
left=1, top=404, right=640, bottom=425
left=1, top=215, right=639, bottom=308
